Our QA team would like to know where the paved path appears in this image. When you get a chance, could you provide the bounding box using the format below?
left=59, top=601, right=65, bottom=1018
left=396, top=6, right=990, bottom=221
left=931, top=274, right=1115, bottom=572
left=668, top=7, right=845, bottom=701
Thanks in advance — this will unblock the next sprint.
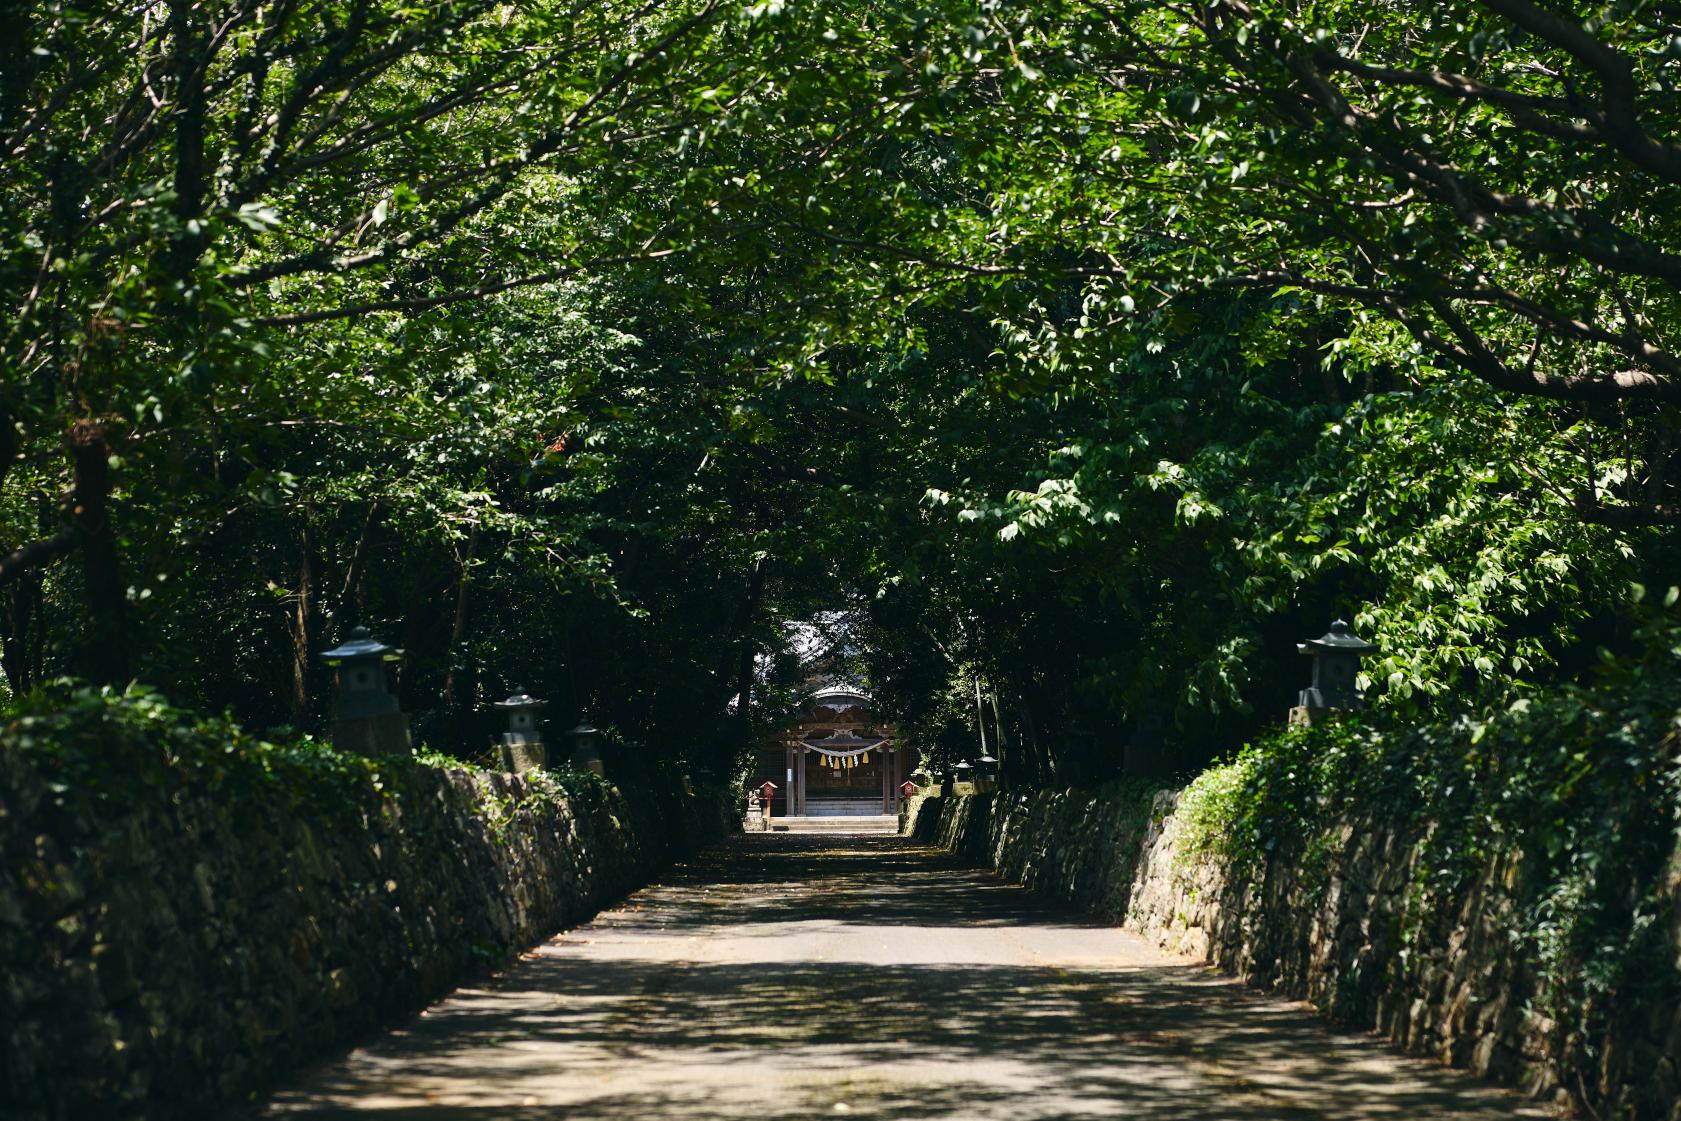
left=256, top=834, right=1550, bottom=1120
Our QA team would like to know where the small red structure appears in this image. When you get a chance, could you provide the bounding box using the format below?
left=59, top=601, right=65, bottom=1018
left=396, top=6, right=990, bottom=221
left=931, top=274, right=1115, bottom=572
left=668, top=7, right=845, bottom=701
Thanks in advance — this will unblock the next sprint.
left=759, top=780, right=778, bottom=802
left=900, top=780, right=919, bottom=799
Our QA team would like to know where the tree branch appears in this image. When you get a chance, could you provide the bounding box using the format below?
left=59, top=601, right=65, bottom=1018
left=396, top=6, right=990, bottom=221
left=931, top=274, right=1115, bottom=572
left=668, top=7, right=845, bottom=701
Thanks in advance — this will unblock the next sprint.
left=0, top=532, right=76, bottom=589
left=1475, top=0, right=1681, bottom=182
left=249, top=249, right=682, bottom=326
left=1573, top=493, right=1681, bottom=526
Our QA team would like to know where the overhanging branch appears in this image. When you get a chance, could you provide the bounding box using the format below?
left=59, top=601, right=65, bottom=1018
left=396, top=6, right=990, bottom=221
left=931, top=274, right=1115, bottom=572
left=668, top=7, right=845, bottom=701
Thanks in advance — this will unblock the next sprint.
left=1573, top=493, right=1681, bottom=527
left=0, top=531, right=76, bottom=589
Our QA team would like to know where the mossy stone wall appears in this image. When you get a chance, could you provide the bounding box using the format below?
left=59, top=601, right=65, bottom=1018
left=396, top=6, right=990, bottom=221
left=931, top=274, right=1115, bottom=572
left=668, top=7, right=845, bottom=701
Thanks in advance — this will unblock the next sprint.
left=0, top=708, right=730, bottom=1121
left=907, top=786, right=1681, bottom=1121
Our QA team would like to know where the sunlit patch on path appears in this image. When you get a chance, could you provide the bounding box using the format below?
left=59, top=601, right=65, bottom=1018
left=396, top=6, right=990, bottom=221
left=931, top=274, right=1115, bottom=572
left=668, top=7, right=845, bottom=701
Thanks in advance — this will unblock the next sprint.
left=252, top=834, right=1548, bottom=1120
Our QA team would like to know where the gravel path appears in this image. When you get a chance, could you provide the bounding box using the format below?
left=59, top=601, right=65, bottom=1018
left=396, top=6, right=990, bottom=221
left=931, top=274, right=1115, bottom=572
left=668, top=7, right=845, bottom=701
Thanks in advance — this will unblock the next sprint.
left=255, top=833, right=1550, bottom=1120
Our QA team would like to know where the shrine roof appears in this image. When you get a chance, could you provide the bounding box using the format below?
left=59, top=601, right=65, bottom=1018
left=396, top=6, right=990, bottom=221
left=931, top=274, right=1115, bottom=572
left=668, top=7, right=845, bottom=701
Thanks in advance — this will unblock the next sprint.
left=810, top=683, right=872, bottom=708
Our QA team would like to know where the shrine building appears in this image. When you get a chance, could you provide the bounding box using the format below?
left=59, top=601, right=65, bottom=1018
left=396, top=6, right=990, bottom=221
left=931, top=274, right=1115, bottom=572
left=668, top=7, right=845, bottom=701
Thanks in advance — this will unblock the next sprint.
left=752, top=684, right=912, bottom=817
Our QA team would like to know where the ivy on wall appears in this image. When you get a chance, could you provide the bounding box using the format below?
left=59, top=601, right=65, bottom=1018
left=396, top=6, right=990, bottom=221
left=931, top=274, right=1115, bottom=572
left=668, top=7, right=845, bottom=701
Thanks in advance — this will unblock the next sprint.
left=1173, top=604, right=1681, bottom=1112
left=0, top=686, right=727, bottom=1121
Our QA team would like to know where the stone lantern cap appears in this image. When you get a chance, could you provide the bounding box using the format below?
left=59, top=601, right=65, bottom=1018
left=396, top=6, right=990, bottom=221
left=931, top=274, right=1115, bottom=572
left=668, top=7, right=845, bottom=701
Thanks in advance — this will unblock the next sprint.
left=1297, top=619, right=1378, bottom=656
left=321, top=626, right=402, bottom=664
left=494, top=689, right=548, bottom=712
left=567, top=720, right=601, bottom=737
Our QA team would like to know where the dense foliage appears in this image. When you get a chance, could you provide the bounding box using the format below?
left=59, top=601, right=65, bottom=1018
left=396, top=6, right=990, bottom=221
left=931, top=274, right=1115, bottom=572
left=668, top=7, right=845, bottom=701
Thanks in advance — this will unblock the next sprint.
left=1172, top=596, right=1681, bottom=1107
left=1, top=0, right=1678, bottom=786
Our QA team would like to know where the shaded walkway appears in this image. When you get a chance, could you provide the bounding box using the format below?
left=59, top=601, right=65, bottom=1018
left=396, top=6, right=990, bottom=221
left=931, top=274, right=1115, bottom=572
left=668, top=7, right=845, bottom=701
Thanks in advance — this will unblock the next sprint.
left=254, top=835, right=1548, bottom=1119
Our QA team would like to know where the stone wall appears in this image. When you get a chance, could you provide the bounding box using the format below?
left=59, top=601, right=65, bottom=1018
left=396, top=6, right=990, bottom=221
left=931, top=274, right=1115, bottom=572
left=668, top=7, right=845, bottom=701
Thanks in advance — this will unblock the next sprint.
left=905, top=786, right=1681, bottom=1121
left=0, top=705, right=730, bottom=1121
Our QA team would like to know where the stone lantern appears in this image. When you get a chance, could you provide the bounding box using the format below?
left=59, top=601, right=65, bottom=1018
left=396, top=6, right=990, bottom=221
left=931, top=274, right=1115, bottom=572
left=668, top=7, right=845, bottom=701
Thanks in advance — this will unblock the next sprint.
left=975, top=749, right=999, bottom=792
left=494, top=688, right=548, bottom=774
left=320, top=626, right=411, bottom=756
left=952, top=759, right=975, bottom=791
left=1291, top=619, right=1379, bottom=725
left=568, top=718, right=605, bottom=776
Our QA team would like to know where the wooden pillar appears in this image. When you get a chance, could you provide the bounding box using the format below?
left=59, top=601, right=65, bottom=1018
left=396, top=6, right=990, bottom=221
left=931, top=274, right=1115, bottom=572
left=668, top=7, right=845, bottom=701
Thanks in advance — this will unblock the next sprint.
left=795, top=748, right=807, bottom=815
left=880, top=748, right=891, bottom=813
left=784, top=745, right=794, bottom=818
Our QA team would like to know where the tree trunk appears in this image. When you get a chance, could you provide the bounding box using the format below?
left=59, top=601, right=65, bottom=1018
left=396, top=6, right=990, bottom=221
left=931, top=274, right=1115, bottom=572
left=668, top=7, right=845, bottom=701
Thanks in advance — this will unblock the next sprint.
left=0, top=402, right=17, bottom=497
left=287, top=520, right=314, bottom=724
left=67, top=421, right=129, bottom=686
left=720, top=555, right=768, bottom=771
left=398, top=552, right=455, bottom=710
left=989, top=689, right=1008, bottom=783
left=24, top=496, right=50, bottom=687
left=337, top=500, right=384, bottom=622
left=1646, top=415, right=1675, bottom=507
left=167, top=0, right=207, bottom=283
left=1017, top=695, right=1051, bottom=787
left=1, top=571, right=41, bottom=695
left=440, top=524, right=479, bottom=711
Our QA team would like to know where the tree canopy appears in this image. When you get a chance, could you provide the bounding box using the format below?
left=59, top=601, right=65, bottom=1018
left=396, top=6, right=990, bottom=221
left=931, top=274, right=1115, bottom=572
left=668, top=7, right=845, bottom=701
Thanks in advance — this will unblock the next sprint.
left=3, top=0, right=1678, bottom=781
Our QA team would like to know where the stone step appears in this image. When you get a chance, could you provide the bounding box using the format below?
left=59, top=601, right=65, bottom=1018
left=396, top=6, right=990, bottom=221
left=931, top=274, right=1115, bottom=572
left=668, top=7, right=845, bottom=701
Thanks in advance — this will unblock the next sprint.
left=771, top=815, right=900, bottom=834
left=802, top=799, right=888, bottom=817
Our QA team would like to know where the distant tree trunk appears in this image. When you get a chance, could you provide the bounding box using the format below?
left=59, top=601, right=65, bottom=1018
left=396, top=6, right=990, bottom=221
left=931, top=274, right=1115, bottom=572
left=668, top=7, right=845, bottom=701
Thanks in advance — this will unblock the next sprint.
left=337, top=500, right=384, bottom=623
left=1017, top=696, right=1051, bottom=787
left=67, top=420, right=129, bottom=686
left=287, top=520, right=315, bottom=724
left=167, top=0, right=207, bottom=283
left=999, top=689, right=1035, bottom=788
left=24, top=497, right=49, bottom=687
left=440, top=524, right=479, bottom=712
left=989, top=690, right=1008, bottom=783
left=721, top=555, right=768, bottom=771
left=1, top=571, right=42, bottom=695
left=399, top=551, right=455, bottom=711
left=1646, top=416, right=1676, bottom=508
left=0, top=403, right=17, bottom=499
left=0, top=480, right=43, bottom=694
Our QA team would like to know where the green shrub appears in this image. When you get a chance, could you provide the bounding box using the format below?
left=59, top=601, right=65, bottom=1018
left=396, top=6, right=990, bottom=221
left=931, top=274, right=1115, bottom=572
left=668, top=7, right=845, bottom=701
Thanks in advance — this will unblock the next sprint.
left=1179, top=607, right=1681, bottom=1095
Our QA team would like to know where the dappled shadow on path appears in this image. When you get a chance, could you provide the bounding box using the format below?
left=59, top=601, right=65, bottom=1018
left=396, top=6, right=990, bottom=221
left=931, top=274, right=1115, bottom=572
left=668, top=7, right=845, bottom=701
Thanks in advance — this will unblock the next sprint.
left=595, top=833, right=1101, bottom=933
left=255, top=834, right=1545, bottom=1121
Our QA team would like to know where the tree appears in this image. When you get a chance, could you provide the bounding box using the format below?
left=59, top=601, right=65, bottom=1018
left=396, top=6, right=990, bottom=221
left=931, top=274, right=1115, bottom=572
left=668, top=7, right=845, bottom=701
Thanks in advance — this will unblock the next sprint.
left=0, top=0, right=740, bottom=680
